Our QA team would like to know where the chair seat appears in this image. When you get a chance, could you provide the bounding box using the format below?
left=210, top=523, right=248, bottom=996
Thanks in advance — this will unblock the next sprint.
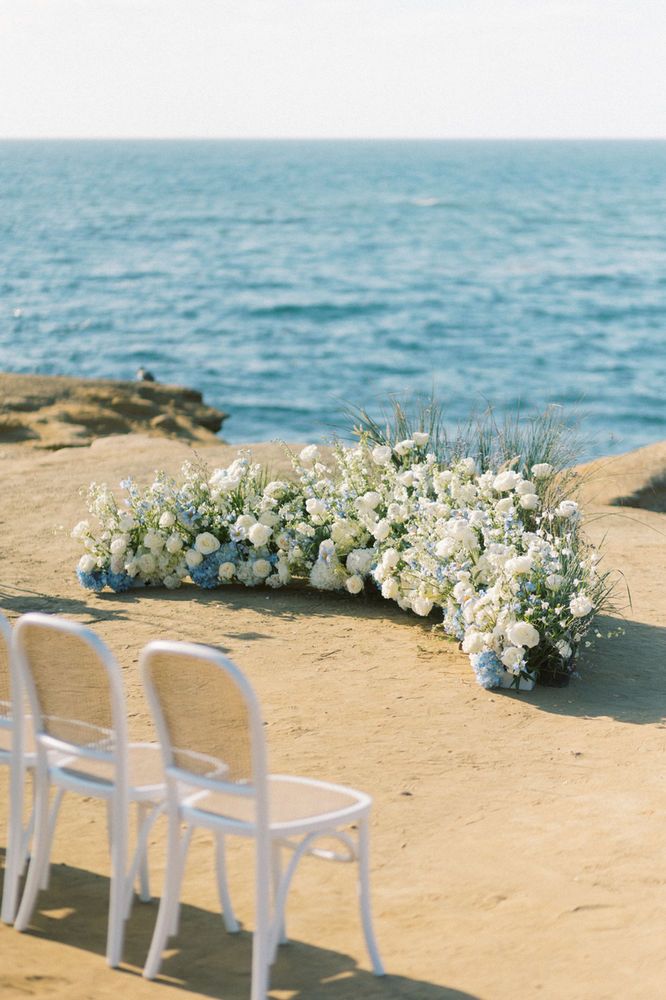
left=184, top=774, right=371, bottom=834
left=55, top=742, right=165, bottom=802
left=0, top=721, right=36, bottom=757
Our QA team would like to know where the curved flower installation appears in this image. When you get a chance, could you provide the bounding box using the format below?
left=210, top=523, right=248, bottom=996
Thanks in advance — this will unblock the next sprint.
left=73, top=428, right=619, bottom=690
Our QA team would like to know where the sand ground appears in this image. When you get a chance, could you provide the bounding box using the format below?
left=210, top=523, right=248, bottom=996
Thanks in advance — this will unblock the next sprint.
left=1, top=434, right=665, bottom=1000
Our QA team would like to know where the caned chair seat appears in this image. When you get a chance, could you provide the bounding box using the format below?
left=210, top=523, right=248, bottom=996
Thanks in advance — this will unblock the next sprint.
left=57, top=742, right=164, bottom=802
left=183, top=774, right=370, bottom=834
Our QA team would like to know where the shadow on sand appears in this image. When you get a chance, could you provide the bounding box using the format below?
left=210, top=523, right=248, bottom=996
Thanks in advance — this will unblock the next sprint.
left=0, top=855, right=478, bottom=1000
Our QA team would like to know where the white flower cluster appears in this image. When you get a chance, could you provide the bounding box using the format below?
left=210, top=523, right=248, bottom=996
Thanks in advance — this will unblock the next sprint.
left=73, top=436, right=608, bottom=689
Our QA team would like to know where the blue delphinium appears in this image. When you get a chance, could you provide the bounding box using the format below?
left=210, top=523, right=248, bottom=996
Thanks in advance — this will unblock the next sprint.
left=105, top=571, right=134, bottom=593
left=470, top=651, right=505, bottom=689
left=77, top=568, right=107, bottom=593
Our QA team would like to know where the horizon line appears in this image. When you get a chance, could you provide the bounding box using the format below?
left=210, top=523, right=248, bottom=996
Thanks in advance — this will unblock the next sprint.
left=2, top=135, right=666, bottom=142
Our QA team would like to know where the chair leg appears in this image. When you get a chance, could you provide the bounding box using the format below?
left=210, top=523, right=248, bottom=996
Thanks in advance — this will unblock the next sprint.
left=106, top=792, right=129, bottom=968
left=215, top=834, right=239, bottom=933
left=271, top=842, right=287, bottom=947
left=251, top=840, right=271, bottom=1000
left=1, top=755, right=28, bottom=924
left=137, top=802, right=151, bottom=903
left=39, top=789, right=65, bottom=891
left=168, top=824, right=192, bottom=938
left=144, top=810, right=186, bottom=980
left=13, top=765, right=51, bottom=933
left=357, top=815, right=385, bottom=976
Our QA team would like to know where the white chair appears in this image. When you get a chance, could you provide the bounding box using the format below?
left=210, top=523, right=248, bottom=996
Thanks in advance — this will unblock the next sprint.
left=0, top=610, right=34, bottom=925
left=141, top=640, right=385, bottom=999
left=12, top=613, right=165, bottom=966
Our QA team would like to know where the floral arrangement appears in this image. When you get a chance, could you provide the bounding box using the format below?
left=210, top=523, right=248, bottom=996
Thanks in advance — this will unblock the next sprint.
left=72, top=403, right=620, bottom=690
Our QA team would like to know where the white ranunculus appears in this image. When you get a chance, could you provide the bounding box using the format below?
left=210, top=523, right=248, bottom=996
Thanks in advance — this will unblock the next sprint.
left=166, top=533, right=183, bottom=554
left=435, top=538, right=456, bottom=558
left=532, top=463, right=554, bottom=479
left=570, top=594, right=594, bottom=618
left=345, top=575, right=364, bottom=595
left=372, top=519, right=391, bottom=542
left=78, top=554, right=96, bottom=574
left=185, top=548, right=203, bottom=568
left=110, top=536, right=128, bottom=556
left=195, top=532, right=221, bottom=555
left=381, top=578, right=399, bottom=601
left=493, top=470, right=522, bottom=492
left=412, top=597, right=433, bottom=617
left=138, top=553, right=157, bottom=575
left=496, top=497, right=514, bottom=515
left=520, top=493, right=540, bottom=511
left=546, top=573, right=564, bottom=590
left=360, top=490, right=381, bottom=510
left=258, top=511, right=279, bottom=527
left=501, top=646, right=524, bottom=670
left=394, top=439, right=415, bottom=456
left=556, top=500, right=579, bottom=519
left=371, top=445, right=392, bottom=465
left=305, top=497, right=327, bottom=517
left=253, top=559, right=272, bottom=579
left=397, top=470, right=415, bottom=487
left=505, top=555, right=533, bottom=576
left=218, top=561, right=236, bottom=581
left=159, top=511, right=176, bottom=529
left=248, top=522, right=272, bottom=547
left=413, top=431, right=430, bottom=447
left=516, top=480, right=536, bottom=496
left=299, top=444, right=319, bottom=466
left=507, top=620, right=540, bottom=649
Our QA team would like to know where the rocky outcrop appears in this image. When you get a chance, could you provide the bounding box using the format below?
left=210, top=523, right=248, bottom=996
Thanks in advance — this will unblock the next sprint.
left=0, top=372, right=228, bottom=449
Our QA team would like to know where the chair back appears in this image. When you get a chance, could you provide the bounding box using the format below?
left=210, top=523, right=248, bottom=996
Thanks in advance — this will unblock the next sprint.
left=140, top=641, right=268, bottom=801
left=0, top=612, right=11, bottom=731
left=13, top=614, right=128, bottom=769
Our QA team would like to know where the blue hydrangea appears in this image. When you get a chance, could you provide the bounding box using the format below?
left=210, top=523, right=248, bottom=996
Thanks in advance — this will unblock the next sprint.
left=105, top=571, right=134, bottom=593
left=77, top=568, right=107, bottom=593
left=190, top=552, right=223, bottom=589
left=470, top=651, right=505, bottom=689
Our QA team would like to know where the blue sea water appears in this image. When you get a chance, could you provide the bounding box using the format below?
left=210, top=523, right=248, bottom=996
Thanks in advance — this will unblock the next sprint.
left=0, top=139, right=664, bottom=456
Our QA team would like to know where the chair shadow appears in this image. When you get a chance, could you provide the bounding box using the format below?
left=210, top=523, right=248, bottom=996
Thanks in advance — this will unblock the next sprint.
left=518, top=615, right=666, bottom=725
left=0, top=856, right=478, bottom=1000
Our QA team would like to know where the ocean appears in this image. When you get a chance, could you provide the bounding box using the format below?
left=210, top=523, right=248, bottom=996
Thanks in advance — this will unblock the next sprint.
left=1, top=139, right=665, bottom=456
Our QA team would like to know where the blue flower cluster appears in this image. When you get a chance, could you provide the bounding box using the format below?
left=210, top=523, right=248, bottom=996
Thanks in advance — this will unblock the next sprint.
left=189, top=543, right=240, bottom=589
left=470, top=651, right=505, bottom=689
left=77, top=568, right=134, bottom=593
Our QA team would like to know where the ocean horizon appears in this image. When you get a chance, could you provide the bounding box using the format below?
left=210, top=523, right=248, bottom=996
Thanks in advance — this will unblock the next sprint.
left=1, top=138, right=665, bottom=457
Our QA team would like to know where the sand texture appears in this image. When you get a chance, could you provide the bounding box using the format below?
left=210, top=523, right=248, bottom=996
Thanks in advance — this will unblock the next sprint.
left=0, top=373, right=227, bottom=449
left=1, top=432, right=665, bottom=1000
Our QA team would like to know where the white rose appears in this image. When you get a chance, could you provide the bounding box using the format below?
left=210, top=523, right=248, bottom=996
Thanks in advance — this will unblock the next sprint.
left=78, top=554, right=96, bottom=574
left=346, top=548, right=374, bottom=575
left=346, top=575, right=364, bottom=595
left=520, top=493, right=540, bottom=511
left=532, top=463, right=554, bottom=479
left=570, top=594, right=594, bottom=618
left=185, top=549, right=203, bottom=568
left=394, top=439, right=415, bottom=456
left=166, top=533, right=183, bottom=554
left=195, top=532, right=221, bottom=555
left=144, top=530, right=165, bottom=553
left=163, top=574, right=181, bottom=590
left=546, top=573, right=564, bottom=590
left=381, top=578, right=399, bottom=601
left=235, top=514, right=256, bottom=530
left=305, top=497, right=327, bottom=517
left=412, top=597, right=433, bottom=617
left=493, top=470, right=522, bottom=492
left=435, top=538, right=456, bottom=558
left=258, top=511, right=279, bottom=527
left=505, top=555, right=533, bottom=576
left=507, top=621, right=540, bottom=649
left=299, top=444, right=319, bottom=466
left=501, top=646, right=525, bottom=670
left=138, top=553, right=156, bottom=575
left=218, top=561, right=236, bottom=581
left=110, top=536, right=128, bottom=556
left=372, top=519, right=391, bottom=542
left=360, top=491, right=381, bottom=510
left=496, top=497, right=514, bottom=515
left=397, top=470, right=415, bottom=487
left=253, top=559, right=272, bottom=579
left=556, top=500, right=579, bottom=519
left=248, top=522, right=272, bottom=547
left=372, top=445, right=392, bottom=465
left=459, top=457, right=477, bottom=475
left=413, top=432, right=430, bottom=447
left=461, top=630, right=487, bottom=654
left=159, top=511, right=176, bottom=529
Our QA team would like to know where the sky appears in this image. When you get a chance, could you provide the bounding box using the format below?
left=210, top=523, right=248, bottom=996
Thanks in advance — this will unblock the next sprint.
left=1, top=0, right=665, bottom=139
